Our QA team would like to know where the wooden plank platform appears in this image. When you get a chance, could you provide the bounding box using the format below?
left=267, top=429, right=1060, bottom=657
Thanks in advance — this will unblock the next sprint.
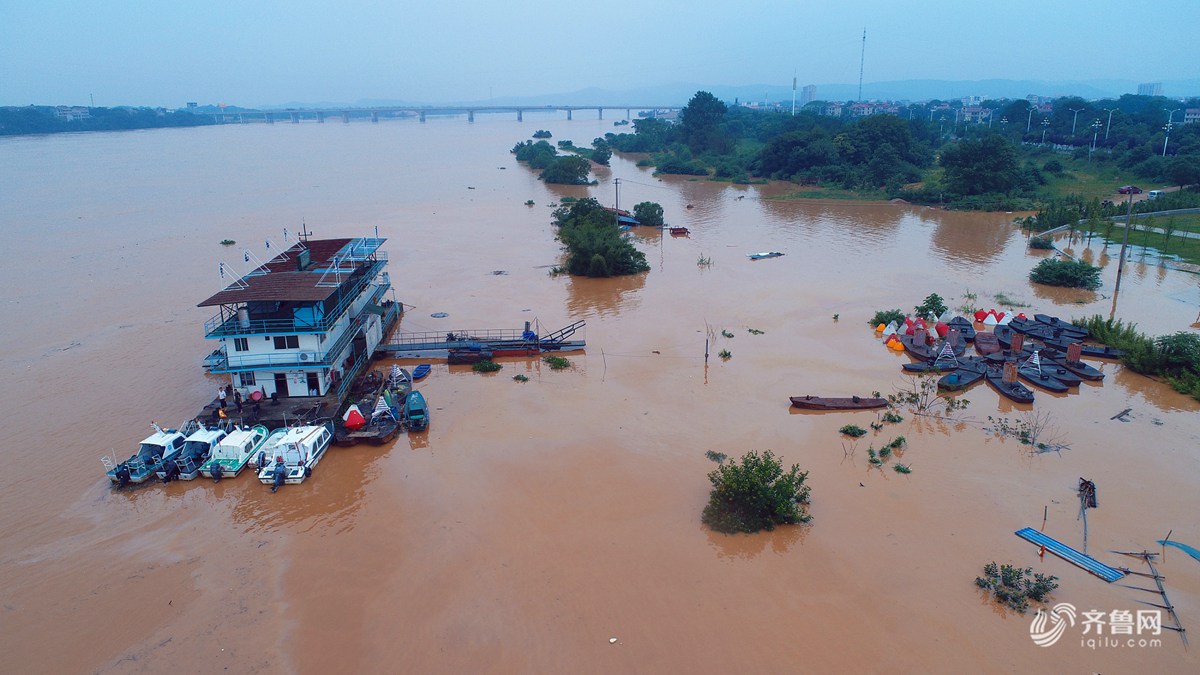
left=1015, top=527, right=1126, bottom=582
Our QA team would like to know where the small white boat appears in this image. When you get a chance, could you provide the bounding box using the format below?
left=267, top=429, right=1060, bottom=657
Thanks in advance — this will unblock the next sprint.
left=257, top=421, right=334, bottom=491
left=162, top=423, right=228, bottom=481
left=199, top=424, right=270, bottom=480
left=747, top=251, right=784, bottom=260
left=104, top=421, right=192, bottom=485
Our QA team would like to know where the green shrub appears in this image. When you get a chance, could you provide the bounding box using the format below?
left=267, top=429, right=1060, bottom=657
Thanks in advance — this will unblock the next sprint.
left=975, top=562, right=1059, bottom=614
left=1028, top=236, right=1054, bottom=250
left=893, top=463, right=912, bottom=474
left=718, top=349, right=732, bottom=360
left=512, top=374, right=529, bottom=382
left=701, top=450, right=811, bottom=533
left=870, top=309, right=906, bottom=327
left=472, top=360, right=502, bottom=373
left=543, top=355, right=571, bottom=370
left=1029, top=258, right=1101, bottom=290
left=914, top=293, right=947, bottom=319
left=882, top=411, right=904, bottom=424
left=220, top=239, right=236, bottom=246
left=839, top=424, right=867, bottom=438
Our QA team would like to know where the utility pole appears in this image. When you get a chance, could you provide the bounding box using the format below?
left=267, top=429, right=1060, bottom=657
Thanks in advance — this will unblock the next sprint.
left=1114, top=193, right=1134, bottom=297
left=613, top=177, right=621, bottom=224
left=1101, top=107, right=1117, bottom=141
left=1163, top=109, right=1179, bottom=157
left=1026, top=104, right=1035, bottom=133
left=857, top=29, right=866, bottom=102
left=791, top=75, right=797, bottom=116
left=1069, top=107, right=1085, bottom=135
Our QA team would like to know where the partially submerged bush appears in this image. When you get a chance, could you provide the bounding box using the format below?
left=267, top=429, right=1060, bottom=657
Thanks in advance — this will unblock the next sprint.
left=1029, top=258, right=1101, bottom=290
left=543, top=355, right=571, bottom=370
left=1028, top=236, right=1054, bottom=250
left=975, top=562, right=1059, bottom=614
left=839, top=424, right=867, bottom=438
left=914, top=293, right=947, bottom=319
left=870, top=309, right=905, bottom=328
left=472, top=360, right=502, bottom=373
left=701, top=450, right=811, bottom=533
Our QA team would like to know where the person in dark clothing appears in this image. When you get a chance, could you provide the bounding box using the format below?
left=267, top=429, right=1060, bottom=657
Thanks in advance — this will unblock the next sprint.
left=234, top=389, right=243, bottom=412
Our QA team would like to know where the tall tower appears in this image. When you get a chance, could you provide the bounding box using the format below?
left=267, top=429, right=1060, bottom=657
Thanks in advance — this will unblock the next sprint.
left=858, top=29, right=867, bottom=101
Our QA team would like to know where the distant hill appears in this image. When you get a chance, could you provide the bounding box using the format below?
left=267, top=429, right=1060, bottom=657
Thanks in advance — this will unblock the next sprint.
left=255, top=78, right=1200, bottom=110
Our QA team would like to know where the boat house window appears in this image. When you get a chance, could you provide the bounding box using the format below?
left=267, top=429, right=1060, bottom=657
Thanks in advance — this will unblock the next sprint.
left=239, top=372, right=256, bottom=387
left=273, top=335, right=299, bottom=350
left=233, top=337, right=249, bottom=352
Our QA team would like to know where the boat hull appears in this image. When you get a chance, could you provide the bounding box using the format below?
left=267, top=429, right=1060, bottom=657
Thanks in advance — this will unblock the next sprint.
left=789, top=396, right=888, bottom=410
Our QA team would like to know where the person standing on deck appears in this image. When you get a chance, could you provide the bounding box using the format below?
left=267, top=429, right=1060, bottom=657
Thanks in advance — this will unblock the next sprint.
left=218, top=387, right=227, bottom=409
left=234, top=389, right=243, bottom=412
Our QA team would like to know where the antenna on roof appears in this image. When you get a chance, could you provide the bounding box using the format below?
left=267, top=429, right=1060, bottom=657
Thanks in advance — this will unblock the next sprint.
left=299, top=220, right=313, bottom=243
left=217, top=261, right=249, bottom=289
left=283, top=227, right=289, bottom=245
left=858, top=28, right=866, bottom=102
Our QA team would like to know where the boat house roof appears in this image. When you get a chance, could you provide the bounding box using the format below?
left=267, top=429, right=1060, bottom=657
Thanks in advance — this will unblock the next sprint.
left=198, top=238, right=385, bottom=307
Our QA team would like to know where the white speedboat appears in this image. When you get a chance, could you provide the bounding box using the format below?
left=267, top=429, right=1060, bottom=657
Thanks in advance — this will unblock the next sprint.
left=198, top=424, right=269, bottom=480
left=104, top=421, right=191, bottom=485
left=257, top=421, right=334, bottom=491
left=163, top=423, right=228, bottom=481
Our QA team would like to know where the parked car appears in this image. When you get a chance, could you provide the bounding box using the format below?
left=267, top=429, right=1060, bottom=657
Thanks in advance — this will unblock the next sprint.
left=1117, top=185, right=1143, bottom=194
left=1147, top=190, right=1165, bottom=200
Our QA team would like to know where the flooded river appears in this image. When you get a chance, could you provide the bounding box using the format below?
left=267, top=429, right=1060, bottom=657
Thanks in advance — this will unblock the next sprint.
left=2, top=113, right=1198, bottom=673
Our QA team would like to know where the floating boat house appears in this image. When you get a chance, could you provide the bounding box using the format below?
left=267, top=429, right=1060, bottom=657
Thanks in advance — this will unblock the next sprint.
left=198, top=237, right=399, bottom=408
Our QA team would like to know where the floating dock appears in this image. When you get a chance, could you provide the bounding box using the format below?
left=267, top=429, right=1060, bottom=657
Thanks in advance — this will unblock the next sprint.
left=379, top=320, right=585, bottom=359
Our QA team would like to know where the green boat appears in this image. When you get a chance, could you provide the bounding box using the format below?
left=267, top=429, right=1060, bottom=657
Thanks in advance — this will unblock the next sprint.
left=404, top=390, right=429, bottom=431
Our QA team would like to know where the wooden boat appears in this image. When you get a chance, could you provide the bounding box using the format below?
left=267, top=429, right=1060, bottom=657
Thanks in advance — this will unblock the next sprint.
left=993, top=325, right=1015, bottom=348
left=1041, top=336, right=1123, bottom=359
left=669, top=226, right=690, bottom=236
left=164, top=424, right=228, bottom=481
left=199, top=425, right=270, bottom=479
left=938, top=365, right=986, bottom=392
left=984, top=347, right=1036, bottom=364
left=104, top=421, right=192, bottom=485
left=1040, top=361, right=1083, bottom=387
left=1035, top=314, right=1089, bottom=338
left=404, top=390, right=430, bottom=431
left=337, top=395, right=400, bottom=446
left=946, top=316, right=976, bottom=342
left=412, top=363, right=431, bottom=380
left=1043, top=354, right=1105, bottom=381
left=974, top=332, right=1001, bottom=355
left=985, top=367, right=1035, bottom=404
left=448, top=347, right=493, bottom=364
left=1018, top=365, right=1070, bottom=393
left=257, top=421, right=334, bottom=490
left=789, top=395, right=888, bottom=410
left=900, top=335, right=965, bottom=361
left=747, top=251, right=784, bottom=260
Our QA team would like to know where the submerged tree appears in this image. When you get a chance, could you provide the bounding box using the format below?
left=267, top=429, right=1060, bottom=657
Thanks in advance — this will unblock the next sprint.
left=633, top=201, right=664, bottom=227
left=553, top=198, right=649, bottom=277
left=701, top=450, right=811, bottom=534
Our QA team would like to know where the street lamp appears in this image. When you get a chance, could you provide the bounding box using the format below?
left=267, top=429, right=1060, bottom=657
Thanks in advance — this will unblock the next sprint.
left=1069, top=107, right=1085, bottom=135
left=1101, top=107, right=1117, bottom=141
left=1026, top=104, right=1036, bottom=133
left=1090, top=119, right=1102, bottom=158
left=1041, top=118, right=1051, bottom=145
left=1162, top=121, right=1174, bottom=157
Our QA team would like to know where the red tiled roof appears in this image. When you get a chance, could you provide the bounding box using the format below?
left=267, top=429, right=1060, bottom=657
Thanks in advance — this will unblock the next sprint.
left=197, top=238, right=373, bottom=307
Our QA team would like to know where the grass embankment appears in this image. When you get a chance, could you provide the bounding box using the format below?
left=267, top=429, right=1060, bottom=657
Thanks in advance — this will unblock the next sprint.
left=1074, top=315, right=1200, bottom=401
left=770, top=187, right=889, bottom=201
left=1077, top=214, right=1200, bottom=265
left=1027, top=151, right=1158, bottom=201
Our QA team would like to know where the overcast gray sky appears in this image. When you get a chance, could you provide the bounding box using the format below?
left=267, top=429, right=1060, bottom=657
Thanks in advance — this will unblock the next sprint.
left=2, top=0, right=1194, bottom=107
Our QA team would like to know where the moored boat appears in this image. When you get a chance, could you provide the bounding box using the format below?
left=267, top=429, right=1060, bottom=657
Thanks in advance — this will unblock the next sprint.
left=403, top=390, right=430, bottom=430
left=1018, top=365, right=1070, bottom=393
left=1043, top=354, right=1105, bottom=381
left=1034, top=313, right=1089, bottom=338
left=104, top=421, right=192, bottom=486
left=257, top=421, right=335, bottom=491
left=412, top=364, right=431, bottom=380
left=747, top=251, right=784, bottom=260
left=164, top=424, right=229, bottom=481
left=974, top=332, right=1001, bottom=355
left=1041, top=336, right=1123, bottom=359
left=985, top=367, right=1035, bottom=404
left=199, top=425, right=270, bottom=480
left=789, top=395, right=889, bottom=410
left=938, top=366, right=986, bottom=391
left=946, top=316, right=976, bottom=342
left=669, top=226, right=690, bottom=236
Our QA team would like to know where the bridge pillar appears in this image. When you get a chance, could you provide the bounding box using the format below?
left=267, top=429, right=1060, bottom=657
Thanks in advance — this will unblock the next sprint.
left=626, top=108, right=631, bottom=119
left=291, top=113, right=299, bottom=123
left=238, top=114, right=244, bottom=123
left=567, top=109, right=573, bottom=120
left=468, top=110, right=474, bottom=123
left=598, top=107, right=603, bottom=119
left=419, top=111, right=426, bottom=122
left=342, top=112, right=350, bottom=123
left=517, top=110, right=523, bottom=122
left=265, top=113, right=274, bottom=124
left=371, top=112, right=379, bottom=123
left=317, top=112, right=325, bottom=123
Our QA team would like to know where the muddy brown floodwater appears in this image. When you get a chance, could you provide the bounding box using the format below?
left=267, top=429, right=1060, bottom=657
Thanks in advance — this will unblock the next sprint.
left=2, top=115, right=1199, bottom=673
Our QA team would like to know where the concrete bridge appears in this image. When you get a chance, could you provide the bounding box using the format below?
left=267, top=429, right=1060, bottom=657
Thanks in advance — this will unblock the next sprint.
left=200, top=105, right=683, bottom=124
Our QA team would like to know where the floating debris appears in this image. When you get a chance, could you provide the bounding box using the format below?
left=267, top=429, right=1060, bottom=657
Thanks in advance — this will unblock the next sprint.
left=430, top=312, right=449, bottom=318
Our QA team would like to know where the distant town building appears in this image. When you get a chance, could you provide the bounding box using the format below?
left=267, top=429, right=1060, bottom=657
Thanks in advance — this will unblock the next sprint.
left=961, top=106, right=991, bottom=124
left=186, top=102, right=198, bottom=109
left=1026, top=94, right=1042, bottom=105
left=1184, top=108, right=1200, bottom=125
left=822, top=102, right=843, bottom=117
left=1138, top=82, right=1163, bottom=97
left=800, top=85, right=816, bottom=106
left=54, top=106, right=91, bottom=121
left=961, top=96, right=982, bottom=107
